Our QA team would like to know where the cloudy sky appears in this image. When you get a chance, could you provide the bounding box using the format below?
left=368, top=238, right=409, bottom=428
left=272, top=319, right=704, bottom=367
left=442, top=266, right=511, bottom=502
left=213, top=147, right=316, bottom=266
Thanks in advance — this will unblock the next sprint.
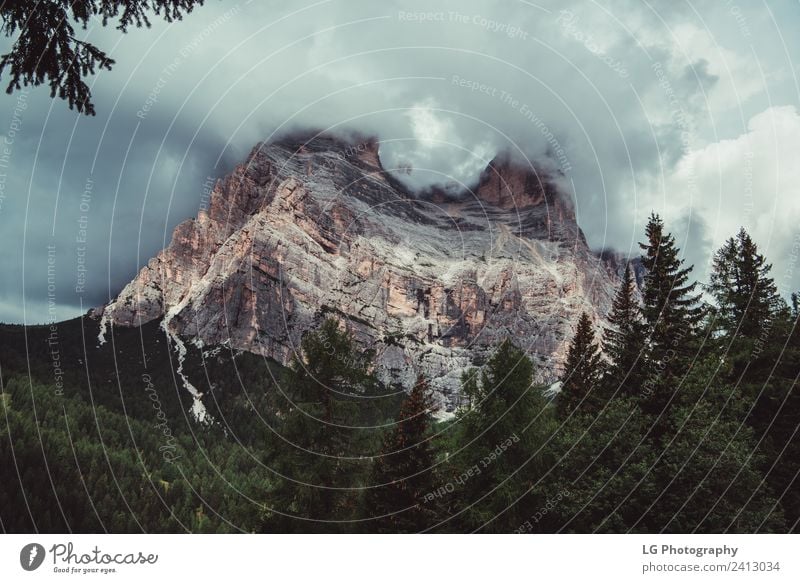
left=1, top=0, right=799, bottom=323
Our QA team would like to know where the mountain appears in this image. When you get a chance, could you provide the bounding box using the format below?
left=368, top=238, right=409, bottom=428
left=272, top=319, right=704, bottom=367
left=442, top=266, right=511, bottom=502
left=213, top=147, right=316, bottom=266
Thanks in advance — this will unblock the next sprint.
left=5, top=132, right=792, bottom=535
left=94, top=132, right=622, bottom=415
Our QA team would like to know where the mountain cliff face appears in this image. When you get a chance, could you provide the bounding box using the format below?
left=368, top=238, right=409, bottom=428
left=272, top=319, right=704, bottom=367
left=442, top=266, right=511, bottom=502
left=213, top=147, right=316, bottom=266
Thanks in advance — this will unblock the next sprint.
left=96, top=133, right=622, bottom=414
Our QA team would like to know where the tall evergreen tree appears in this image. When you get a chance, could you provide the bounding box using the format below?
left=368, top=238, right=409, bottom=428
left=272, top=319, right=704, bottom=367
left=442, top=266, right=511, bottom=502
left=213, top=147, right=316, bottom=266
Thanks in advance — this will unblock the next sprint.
left=363, top=376, right=438, bottom=532
left=708, top=233, right=800, bottom=529
left=708, top=228, right=782, bottom=339
left=292, top=318, right=375, bottom=422
left=559, top=312, right=602, bottom=416
left=602, top=264, right=645, bottom=396
left=706, top=228, right=787, bottom=418
left=638, top=213, right=703, bottom=412
left=262, top=318, right=376, bottom=532
left=450, top=339, right=555, bottom=532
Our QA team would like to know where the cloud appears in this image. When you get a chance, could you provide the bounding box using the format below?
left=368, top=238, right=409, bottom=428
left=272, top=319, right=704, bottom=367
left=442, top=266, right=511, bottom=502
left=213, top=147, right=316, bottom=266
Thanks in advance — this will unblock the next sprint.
left=653, top=105, right=800, bottom=294
left=0, top=0, right=798, bottom=322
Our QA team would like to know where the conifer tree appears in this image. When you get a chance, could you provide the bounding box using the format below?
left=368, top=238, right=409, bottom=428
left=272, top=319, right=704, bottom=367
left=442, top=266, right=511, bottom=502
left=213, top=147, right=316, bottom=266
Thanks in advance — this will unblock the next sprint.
left=707, top=230, right=792, bottom=416
left=708, top=233, right=800, bottom=528
left=363, top=376, right=438, bottom=532
left=291, top=317, right=375, bottom=424
left=262, top=318, right=376, bottom=532
left=707, top=228, right=786, bottom=416
left=559, top=312, right=602, bottom=416
left=644, top=400, right=785, bottom=533
left=543, top=396, right=656, bottom=533
left=452, top=339, right=554, bottom=532
left=602, top=264, right=645, bottom=395
left=638, top=213, right=703, bottom=411
left=708, top=228, right=782, bottom=339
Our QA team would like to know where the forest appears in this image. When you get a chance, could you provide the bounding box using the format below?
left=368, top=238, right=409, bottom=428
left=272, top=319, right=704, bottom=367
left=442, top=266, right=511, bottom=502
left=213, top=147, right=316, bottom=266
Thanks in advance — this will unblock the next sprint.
left=1, top=214, right=798, bottom=533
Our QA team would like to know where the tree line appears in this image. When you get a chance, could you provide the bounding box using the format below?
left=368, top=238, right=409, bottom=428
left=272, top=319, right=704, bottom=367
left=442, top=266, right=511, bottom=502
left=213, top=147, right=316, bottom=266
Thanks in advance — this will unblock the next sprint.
left=261, top=214, right=799, bottom=533
left=1, top=214, right=797, bottom=533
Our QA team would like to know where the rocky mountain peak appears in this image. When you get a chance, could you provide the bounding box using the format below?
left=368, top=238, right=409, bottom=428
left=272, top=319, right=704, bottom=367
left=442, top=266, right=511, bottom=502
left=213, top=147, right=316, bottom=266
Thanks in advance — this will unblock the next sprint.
left=97, top=132, right=623, bottom=415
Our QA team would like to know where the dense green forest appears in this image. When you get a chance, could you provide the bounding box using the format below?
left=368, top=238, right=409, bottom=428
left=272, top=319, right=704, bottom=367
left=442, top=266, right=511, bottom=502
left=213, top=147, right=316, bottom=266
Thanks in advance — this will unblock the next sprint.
left=1, top=215, right=798, bottom=532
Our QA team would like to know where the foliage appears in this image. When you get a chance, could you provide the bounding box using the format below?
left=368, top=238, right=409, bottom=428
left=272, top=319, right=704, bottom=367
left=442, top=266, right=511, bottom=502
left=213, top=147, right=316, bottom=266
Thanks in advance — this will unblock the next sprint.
left=443, top=340, right=556, bottom=533
left=638, top=213, right=703, bottom=414
left=0, top=1, right=206, bottom=115
left=602, top=263, right=646, bottom=396
left=0, top=220, right=797, bottom=533
left=260, top=318, right=388, bottom=533
left=708, top=228, right=782, bottom=339
left=559, top=312, right=603, bottom=416
left=362, top=376, right=438, bottom=533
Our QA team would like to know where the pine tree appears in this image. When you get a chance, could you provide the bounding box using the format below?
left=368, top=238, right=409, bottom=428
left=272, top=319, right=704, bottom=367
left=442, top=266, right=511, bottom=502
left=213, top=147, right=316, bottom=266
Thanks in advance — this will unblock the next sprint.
left=638, top=213, right=703, bottom=412
left=262, top=318, right=376, bottom=532
left=450, top=339, right=555, bottom=532
left=708, top=228, right=782, bottom=339
left=708, top=234, right=800, bottom=529
left=559, top=312, right=602, bottom=416
left=543, top=396, right=656, bottom=533
left=602, top=264, right=645, bottom=396
left=292, top=317, right=375, bottom=423
left=707, top=228, right=787, bottom=426
left=363, top=376, right=438, bottom=532
left=644, top=401, right=785, bottom=533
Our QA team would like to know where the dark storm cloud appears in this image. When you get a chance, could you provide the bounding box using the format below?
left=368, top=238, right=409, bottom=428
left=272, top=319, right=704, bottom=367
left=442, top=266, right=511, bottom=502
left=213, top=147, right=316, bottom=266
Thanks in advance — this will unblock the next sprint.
left=0, top=87, right=236, bottom=323
left=1, top=0, right=799, bottom=322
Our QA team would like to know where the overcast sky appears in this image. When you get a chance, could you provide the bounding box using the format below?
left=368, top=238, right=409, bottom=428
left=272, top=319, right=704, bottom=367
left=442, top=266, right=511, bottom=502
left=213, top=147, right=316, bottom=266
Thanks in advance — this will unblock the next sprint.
left=1, top=0, right=800, bottom=324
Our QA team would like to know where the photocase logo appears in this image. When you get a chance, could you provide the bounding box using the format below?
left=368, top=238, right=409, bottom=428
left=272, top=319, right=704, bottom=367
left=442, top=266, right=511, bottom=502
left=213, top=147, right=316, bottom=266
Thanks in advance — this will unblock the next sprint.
left=20, top=543, right=46, bottom=571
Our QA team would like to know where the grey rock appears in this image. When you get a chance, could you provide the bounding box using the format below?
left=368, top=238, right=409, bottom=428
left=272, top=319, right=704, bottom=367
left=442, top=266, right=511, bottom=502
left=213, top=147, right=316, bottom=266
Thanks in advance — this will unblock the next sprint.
left=97, top=134, right=626, bottom=413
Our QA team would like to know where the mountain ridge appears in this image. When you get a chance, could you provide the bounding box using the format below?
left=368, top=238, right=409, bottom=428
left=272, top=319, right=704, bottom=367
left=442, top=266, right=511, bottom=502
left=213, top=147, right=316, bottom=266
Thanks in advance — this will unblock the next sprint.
left=94, top=132, right=625, bottom=415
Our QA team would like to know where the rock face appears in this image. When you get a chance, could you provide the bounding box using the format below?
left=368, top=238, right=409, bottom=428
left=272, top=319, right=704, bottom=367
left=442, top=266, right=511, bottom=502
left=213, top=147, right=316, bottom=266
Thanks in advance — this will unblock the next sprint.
left=97, top=133, right=622, bottom=413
